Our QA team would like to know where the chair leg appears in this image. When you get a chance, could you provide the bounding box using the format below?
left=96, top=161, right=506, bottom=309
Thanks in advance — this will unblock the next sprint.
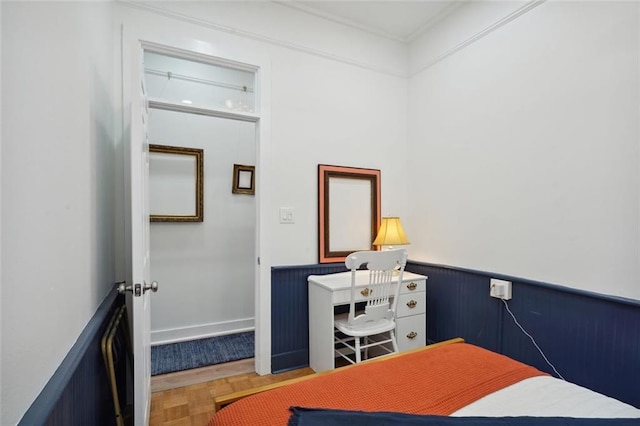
left=363, top=336, right=369, bottom=360
left=355, top=337, right=362, bottom=363
left=390, top=330, right=399, bottom=353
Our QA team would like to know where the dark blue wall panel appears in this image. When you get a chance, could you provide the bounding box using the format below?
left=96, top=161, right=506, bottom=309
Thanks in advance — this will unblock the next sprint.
left=500, top=282, right=640, bottom=408
left=27, top=261, right=640, bottom=421
left=19, top=289, right=126, bottom=426
left=416, top=264, right=502, bottom=349
left=271, top=263, right=346, bottom=373
left=408, top=261, right=640, bottom=409
left=272, top=261, right=640, bottom=408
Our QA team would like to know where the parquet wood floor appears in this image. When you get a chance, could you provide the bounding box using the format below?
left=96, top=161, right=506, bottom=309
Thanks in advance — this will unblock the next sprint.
left=149, top=359, right=314, bottom=426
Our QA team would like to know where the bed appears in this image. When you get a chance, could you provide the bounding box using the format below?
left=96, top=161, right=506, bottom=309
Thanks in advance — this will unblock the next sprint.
left=208, top=338, right=640, bottom=426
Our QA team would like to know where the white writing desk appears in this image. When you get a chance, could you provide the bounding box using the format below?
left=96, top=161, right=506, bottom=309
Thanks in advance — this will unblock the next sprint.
left=308, top=270, right=428, bottom=373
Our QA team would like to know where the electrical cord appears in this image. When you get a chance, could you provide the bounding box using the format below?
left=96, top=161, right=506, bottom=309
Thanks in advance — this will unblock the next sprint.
left=501, top=298, right=566, bottom=381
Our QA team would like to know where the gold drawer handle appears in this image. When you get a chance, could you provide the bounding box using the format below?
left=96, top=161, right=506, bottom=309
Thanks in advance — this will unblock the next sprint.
left=406, top=282, right=418, bottom=291
left=360, top=288, right=371, bottom=297
left=406, top=331, right=418, bottom=339
left=406, top=300, right=417, bottom=309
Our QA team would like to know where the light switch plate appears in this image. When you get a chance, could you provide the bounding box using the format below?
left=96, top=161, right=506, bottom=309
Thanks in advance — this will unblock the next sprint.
left=279, top=207, right=295, bottom=224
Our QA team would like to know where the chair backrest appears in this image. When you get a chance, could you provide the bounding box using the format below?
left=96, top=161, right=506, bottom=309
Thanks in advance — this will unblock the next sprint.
left=344, top=249, right=408, bottom=326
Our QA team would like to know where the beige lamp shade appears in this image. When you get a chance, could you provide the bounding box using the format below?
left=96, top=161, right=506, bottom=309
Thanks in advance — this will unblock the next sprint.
left=373, top=217, right=410, bottom=246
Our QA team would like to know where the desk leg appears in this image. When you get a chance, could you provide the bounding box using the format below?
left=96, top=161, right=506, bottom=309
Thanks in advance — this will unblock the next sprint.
left=308, top=284, right=334, bottom=373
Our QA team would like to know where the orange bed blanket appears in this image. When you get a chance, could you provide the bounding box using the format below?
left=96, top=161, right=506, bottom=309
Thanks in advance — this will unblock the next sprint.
left=208, top=342, right=547, bottom=426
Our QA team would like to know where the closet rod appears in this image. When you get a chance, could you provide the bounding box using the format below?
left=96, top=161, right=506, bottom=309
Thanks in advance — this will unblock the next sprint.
left=145, top=68, right=255, bottom=93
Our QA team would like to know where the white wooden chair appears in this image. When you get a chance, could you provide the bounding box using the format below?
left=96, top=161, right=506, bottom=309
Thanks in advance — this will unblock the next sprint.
left=334, top=248, right=408, bottom=365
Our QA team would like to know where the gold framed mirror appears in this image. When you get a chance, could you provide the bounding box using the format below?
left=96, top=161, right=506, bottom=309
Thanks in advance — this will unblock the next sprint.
left=318, top=164, right=381, bottom=263
left=149, top=144, right=204, bottom=222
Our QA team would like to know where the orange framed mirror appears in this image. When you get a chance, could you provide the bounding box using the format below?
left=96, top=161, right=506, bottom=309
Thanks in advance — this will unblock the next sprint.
left=318, top=164, right=381, bottom=263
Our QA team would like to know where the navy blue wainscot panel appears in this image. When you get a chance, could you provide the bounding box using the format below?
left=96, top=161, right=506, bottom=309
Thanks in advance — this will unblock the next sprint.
left=408, top=260, right=640, bottom=409
left=273, top=260, right=640, bottom=408
left=19, top=289, right=125, bottom=426
left=271, top=263, right=346, bottom=373
left=406, top=262, right=501, bottom=350
left=499, top=280, right=640, bottom=408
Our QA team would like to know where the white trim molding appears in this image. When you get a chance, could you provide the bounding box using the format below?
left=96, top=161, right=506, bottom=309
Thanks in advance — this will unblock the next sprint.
left=119, top=0, right=408, bottom=78
left=410, top=0, right=546, bottom=76
left=148, top=99, right=260, bottom=123
left=151, top=318, right=255, bottom=346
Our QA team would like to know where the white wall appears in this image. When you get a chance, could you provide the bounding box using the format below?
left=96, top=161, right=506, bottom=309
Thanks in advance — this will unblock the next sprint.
left=134, top=0, right=407, bottom=77
left=117, top=1, right=409, bottom=265
left=5, top=0, right=638, bottom=421
left=407, top=1, right=640, bottom=300
left=148, top=109, right=256, bottom=343
left=1, top=2, right=116, bottom=424
left=0, top=0, right=4, bottom=419
left=267, top=46, right=409, bottom=264
left=408, top=1, right=542, bottom=76
left=116, top=1, right=409, bottom=371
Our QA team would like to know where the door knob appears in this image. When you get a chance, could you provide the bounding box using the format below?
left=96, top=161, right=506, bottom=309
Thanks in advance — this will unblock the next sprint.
left=117, top=282, right=132, bottom=294
left=143, top=281, right=159, bottom=294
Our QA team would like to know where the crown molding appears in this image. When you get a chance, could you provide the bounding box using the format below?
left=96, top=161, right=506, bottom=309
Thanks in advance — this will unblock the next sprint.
left=278, top=1, right=469, bottom=45
left=274, top=0, right=407, bottom=43
left=410, top=0, right=546, bottom=77
left=119, top=0, right=545, bottom=80
left=406, top=1, right=466, bottom=43
left=118, top=1, right=408, bottom=78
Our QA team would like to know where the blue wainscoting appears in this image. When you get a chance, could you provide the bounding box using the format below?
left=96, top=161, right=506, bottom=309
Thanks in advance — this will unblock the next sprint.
left=19, top=288, right=125, bottom=426
left=271, top=261, right=640, bottom=408
left=271, top=263, right=347, bottom=373
left=411, top=261, right=640, bottom=409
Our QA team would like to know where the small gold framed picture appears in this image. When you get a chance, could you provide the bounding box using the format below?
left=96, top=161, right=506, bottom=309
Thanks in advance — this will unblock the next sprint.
left=232, top=164, right=255, bottom=195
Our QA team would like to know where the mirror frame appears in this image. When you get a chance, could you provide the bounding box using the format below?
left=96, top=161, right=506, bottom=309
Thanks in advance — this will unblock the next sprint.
left=149, top=144, right=204, bottom=223
left=318, top=164, right=381, bottom=263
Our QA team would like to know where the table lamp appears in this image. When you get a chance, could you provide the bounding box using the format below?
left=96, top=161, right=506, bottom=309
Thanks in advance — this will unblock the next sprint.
left=373, top=217, right=410, bottom=250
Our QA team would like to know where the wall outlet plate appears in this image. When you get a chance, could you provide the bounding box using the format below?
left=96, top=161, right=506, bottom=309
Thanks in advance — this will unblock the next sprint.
left=490, top=278, right=512, bottom=300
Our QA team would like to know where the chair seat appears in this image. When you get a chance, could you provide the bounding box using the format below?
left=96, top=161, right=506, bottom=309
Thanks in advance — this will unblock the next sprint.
left=334, top=313, right=397, bottom=337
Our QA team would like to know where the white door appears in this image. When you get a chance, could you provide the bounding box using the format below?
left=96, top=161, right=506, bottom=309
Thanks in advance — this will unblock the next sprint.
left=129, top=42, right=155, bottom=426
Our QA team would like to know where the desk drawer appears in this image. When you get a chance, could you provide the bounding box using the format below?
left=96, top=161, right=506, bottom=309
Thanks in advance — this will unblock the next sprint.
left=397, top=314, right=426, bottom=351
left=332, top=284, right=402, bottom=306
left=399, top=279, right=426, bottom=295
left=331, top=287, right=371, bottom=305
left=396, top=292, right=426, bottom=317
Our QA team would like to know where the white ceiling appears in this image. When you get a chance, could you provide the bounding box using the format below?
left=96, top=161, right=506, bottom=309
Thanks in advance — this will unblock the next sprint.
left=282, top=1, right=465, bottom=42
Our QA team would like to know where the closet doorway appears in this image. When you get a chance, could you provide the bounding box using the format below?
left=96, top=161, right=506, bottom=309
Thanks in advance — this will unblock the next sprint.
left=143, top=49, right=258, bottom=380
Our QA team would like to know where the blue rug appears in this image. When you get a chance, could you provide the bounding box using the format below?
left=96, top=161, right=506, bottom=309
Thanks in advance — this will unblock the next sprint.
left=151, top=331, right=254, bottom=375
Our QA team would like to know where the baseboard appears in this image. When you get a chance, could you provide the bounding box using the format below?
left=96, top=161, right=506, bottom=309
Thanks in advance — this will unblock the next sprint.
left=271, top=349, right=309, bottom=374
left=151, top=318, right=254, bottom=345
